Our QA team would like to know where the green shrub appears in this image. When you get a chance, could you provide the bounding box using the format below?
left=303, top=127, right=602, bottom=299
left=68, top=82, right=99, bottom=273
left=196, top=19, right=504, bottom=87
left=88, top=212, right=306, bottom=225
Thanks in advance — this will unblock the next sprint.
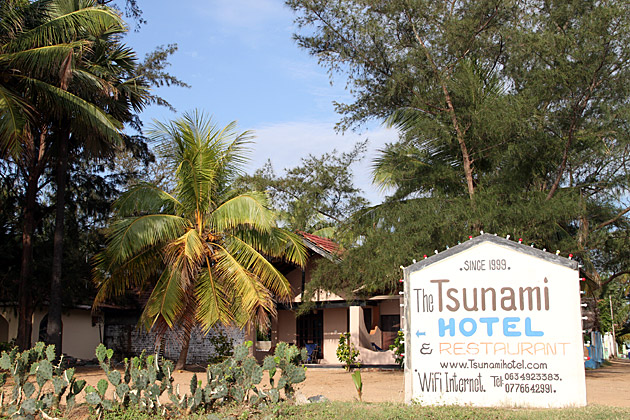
left=389, top=330, right=404, bottom=367
left=2, top=340, right=307, bottom=419
left=207, top=329, right=234, bottom=364
left=336, top=333, right=360, bottom=371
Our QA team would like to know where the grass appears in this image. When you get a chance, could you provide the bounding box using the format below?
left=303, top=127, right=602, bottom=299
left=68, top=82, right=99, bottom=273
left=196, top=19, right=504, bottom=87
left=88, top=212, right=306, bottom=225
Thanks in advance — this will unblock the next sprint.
left=89, top=402, right=630, bottom=420
left=260, top=402, right=630, bottom=420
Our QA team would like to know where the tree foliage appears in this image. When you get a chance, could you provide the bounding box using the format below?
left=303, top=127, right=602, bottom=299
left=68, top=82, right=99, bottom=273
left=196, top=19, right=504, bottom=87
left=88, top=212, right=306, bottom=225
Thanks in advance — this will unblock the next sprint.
left=239, top=142, right=368, bottom=237
left=288, top=0, right=630, bottom=305
left=93, top=112, right=307, bottom=363
left=0, top=0, right=185, bottom=350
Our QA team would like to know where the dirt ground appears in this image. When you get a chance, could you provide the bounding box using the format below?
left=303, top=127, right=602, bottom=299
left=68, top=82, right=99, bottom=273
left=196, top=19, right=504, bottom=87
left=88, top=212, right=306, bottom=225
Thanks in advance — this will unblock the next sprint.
left=71, top=359, right=630, bottom=406
left=583, top=359, right=630, bottom=407
left=293, top=360, right=630, bottom=406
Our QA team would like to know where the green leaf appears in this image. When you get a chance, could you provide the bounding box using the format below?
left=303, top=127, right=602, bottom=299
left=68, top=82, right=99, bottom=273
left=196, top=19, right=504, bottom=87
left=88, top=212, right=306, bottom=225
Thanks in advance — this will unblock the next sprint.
left=52, top=376, right=66, bottom=395
left=95, top=344, right=107, bottom=363
left=23, top=381, right=35, bottom=398
left=64, top=367, right=75, bottom=382
left=21, top=397, right=36, bottom=414
left=351, top=369, right=362, bottom=392
left=115, top=383, right=129, bottom=399
left=107, top=370, right=121, bottom=386
left=0, top=352, right=11, bottom=370
left=97, top=378, right=108, bottom=397
left=72, top=379, right=87, bottom=395
left=37, top=359, right=53, bottom=382
left=85, top=392, right=102, bottom=405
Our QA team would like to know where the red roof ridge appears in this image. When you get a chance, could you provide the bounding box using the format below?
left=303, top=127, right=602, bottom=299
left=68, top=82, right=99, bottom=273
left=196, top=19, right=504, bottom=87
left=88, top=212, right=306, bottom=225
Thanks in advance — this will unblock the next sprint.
left=297, top=230, right=342, bottom=256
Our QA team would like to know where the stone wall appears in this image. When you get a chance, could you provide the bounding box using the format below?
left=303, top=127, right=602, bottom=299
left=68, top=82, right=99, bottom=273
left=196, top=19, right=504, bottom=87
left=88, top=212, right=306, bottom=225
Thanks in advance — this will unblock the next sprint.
left=104, top=323, right=245, bottom=365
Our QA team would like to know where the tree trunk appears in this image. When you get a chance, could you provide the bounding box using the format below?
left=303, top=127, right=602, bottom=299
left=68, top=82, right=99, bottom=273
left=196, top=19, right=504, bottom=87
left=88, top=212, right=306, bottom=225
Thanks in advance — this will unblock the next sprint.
left=405, top=11, right=476, bottom=199
left=16, top=131, right=47, bottom=351
left=175, top=328, right=192, bottom=370
left=16, top=171, right=39, bottom=350
left=47, top=132, right=70, bottom=358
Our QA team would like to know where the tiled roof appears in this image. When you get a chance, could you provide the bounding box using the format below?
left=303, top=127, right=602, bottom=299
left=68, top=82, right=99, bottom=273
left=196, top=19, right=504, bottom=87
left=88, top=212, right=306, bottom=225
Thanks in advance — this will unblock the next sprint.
left=298, top=231, right=342, bottom=257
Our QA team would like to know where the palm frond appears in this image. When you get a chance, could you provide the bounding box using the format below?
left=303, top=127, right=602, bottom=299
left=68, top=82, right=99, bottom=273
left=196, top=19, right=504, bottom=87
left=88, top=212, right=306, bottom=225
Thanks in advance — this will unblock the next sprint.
left=92, top=243, right=163, bottom=306
left=384, top=107, right=426, bottom=133
left=18, top=75, right=123, bottom=150
left=233, top=227, right=307, bottom=268
left=140, top=266, right=187, bottom=329
left=1, top=41, right=87, bottom=75
left=220, top=234, right=292, bottom=301
left=6, top=4, right=125, bottom=53
left=372, top=143, right=429, bottom=191
left=209, top=192, right=275, bottom=233
left=211, top=242, right=279, bottom=317
left=210, top=120, right=254, bottom=181
left=149, top=112, right=253, bottom=217
left=150, top=293, right=198, bottom=343
left=0, top=0, right=35, bottom=42
left=70, top=68, right=113, bottom=97
left=104, top=214, right=189, bottom=265
left=163, top=229, right=205, bottom=283
left=113, top=182, right=181, bottom=217
left=195, top=259, right=232, bottom=331
left=0, top=84, right=28, bottom=158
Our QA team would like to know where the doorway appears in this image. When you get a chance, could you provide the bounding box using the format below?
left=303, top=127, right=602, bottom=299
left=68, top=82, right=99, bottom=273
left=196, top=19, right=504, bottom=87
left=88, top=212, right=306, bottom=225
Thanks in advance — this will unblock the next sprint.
left=296, top=310, right=323, bottom=359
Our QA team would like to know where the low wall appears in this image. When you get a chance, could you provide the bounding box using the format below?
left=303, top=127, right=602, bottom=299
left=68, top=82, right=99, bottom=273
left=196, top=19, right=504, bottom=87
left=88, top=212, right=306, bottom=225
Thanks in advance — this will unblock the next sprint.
left=104, top=324, right=245, bottom=364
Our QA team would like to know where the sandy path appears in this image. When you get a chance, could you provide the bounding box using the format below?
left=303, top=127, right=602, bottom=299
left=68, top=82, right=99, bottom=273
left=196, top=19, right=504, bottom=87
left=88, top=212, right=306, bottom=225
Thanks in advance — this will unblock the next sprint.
left=585, top=359, right=630, bottom=407
left=295, top=368, right=404, bottom=403
left=295, top=360, right=630, bottom=406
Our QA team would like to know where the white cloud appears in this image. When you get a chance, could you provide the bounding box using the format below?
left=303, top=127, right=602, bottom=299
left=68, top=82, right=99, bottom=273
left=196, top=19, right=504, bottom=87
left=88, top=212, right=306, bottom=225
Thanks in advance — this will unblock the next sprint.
left=247, top=121, right=399, bottom=204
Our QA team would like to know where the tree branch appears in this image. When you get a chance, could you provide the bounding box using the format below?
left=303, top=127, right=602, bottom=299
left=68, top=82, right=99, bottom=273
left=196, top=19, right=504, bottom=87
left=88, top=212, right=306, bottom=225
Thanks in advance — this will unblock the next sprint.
left=599, top=270, right=630, bottom=289
left=594, top=205, right=630, bottom=232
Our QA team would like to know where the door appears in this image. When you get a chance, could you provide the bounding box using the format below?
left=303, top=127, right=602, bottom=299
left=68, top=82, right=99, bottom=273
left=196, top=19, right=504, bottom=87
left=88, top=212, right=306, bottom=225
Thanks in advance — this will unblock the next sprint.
left=296, top=310, right=323, bottom=359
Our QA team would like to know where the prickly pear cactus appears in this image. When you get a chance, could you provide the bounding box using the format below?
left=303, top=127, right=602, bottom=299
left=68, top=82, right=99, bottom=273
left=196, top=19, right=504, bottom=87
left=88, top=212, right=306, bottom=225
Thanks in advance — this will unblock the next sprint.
left=0, top=342, right=84, bottom=419
left=260, top=342, right=307, bottom=401
left=86, top=344, right=175, bottom=416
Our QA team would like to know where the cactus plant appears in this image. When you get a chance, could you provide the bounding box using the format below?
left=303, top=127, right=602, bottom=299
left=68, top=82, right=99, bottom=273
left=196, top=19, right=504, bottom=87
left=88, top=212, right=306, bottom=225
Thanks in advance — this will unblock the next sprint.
left=1, top=340, right=309, bottom=419
left=86, top=344, right=175, bottom=417
left=260, top=341, right=307, bottom=400
left=169, top=340, right=304, bottom=412
left=0, top=342, right=86, bottom=419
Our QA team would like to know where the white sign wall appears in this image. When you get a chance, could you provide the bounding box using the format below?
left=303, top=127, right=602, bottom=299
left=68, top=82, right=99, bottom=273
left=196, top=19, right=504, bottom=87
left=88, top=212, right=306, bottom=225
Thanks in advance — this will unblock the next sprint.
left=403, top=235, right=586, bottom=407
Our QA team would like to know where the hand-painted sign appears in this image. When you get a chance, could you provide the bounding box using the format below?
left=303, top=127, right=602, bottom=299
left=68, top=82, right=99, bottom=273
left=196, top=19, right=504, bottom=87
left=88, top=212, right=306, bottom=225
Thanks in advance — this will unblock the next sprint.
left=403, top=235, right=586, bottom=407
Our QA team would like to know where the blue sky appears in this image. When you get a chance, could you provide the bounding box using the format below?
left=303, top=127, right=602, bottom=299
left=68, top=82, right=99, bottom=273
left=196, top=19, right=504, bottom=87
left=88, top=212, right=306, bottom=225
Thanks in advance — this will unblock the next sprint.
left=124, top=0, right=396, bottom=203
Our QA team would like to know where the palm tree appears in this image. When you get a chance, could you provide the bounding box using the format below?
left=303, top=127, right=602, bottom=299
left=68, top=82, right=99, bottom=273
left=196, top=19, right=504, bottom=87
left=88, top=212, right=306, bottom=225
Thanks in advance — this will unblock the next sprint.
left=46, top=0, right=149, bottom=356
left=93, top=111, right=307, bottom=368
left=0, top=0, right=133, bottom=350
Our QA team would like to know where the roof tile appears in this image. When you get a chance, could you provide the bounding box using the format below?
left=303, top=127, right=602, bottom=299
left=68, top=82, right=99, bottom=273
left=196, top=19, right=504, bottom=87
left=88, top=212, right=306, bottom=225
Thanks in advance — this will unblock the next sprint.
left=298, top=231, right=342, bottom=256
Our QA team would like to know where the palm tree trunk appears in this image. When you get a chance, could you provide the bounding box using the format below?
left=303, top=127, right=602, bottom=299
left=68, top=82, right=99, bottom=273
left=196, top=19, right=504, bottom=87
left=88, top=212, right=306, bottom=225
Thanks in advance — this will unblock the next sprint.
left=47, top=131, right=69, bottom=357
left=175, top=328, right=192, bottom=370
left=16, top=171, right=38, bottom=350
left=16, top=131, right=47, bottom=351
